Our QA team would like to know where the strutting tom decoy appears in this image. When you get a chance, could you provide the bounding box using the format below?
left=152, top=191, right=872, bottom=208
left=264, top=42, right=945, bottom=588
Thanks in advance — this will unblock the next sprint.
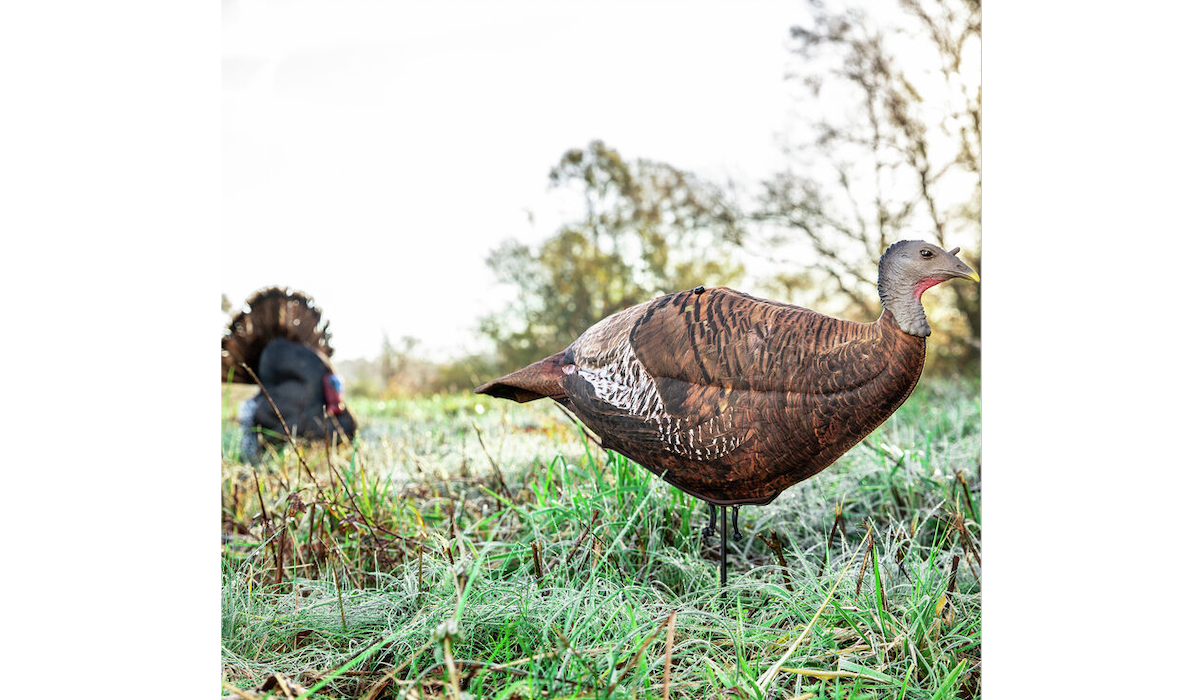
left=222, top=287, right=357, bottom=463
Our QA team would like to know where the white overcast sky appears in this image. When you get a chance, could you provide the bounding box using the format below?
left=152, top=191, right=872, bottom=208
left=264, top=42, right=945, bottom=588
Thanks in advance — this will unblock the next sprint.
left=222, top=0, right=804, bottom=361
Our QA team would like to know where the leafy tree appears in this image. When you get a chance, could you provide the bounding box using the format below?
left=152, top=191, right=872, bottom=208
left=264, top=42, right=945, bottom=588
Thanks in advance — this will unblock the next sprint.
left=434, top=353, right=505, bottom=395
left=482, top=140, right=746, bottom=370
left=757, top=0, right=981, bottom=371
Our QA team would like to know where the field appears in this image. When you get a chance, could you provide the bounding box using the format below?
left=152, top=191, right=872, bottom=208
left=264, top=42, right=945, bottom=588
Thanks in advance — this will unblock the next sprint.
left=221, top=379, right=981, bottom=700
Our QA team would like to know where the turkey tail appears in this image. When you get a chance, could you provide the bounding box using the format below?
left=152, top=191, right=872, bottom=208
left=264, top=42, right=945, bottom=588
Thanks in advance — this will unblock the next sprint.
left=222, top=287, right=334, bottom=384
left=475, top=351, right=569, bottom=403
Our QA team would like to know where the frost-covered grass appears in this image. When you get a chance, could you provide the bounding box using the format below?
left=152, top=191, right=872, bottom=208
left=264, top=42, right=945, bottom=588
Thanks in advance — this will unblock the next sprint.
left=221, top=379, right=981, bottom=699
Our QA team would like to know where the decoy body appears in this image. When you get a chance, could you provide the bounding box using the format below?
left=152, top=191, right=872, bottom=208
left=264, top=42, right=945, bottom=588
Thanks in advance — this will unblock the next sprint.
left=222, top=288, right=357, bottom=463
left=476, top=241, right=978, bottom=583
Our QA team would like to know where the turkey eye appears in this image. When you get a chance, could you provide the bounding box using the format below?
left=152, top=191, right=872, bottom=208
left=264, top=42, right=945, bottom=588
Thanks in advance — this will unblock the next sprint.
left=919, top=249, right=933, bottom=258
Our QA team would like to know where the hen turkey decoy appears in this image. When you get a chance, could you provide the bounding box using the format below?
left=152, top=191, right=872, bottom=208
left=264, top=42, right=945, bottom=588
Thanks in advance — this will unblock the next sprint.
left=222, top=287, right=357, bottom=463
left=477, top=241, right=978, bottom=584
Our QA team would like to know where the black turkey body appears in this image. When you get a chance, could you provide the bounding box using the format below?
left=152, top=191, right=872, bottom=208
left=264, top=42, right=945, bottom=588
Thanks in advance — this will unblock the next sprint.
left=222, top=287, right=357, bottom=463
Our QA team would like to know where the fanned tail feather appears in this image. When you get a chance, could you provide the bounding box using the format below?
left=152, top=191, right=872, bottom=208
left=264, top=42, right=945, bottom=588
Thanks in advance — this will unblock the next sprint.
left=222, top=287, right=334, bottom=384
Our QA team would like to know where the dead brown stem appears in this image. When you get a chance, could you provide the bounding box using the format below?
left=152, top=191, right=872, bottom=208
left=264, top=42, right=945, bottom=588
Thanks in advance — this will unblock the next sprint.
left=532, top=540, right=545, bottom=587
left=662, top=610, right=677, bottom=700
left=956, top=469, right=978, bottom=523
left=756, top=529, right=794, bottom=592
left=818, top=498, right=845, bottom=577
left=855, top=522, right=875, bottom=597
left=607, top=614, right=672, bottom=695
left=558, top=510, right=601, bottom=573
left=472, top=422, right=513, bottom=500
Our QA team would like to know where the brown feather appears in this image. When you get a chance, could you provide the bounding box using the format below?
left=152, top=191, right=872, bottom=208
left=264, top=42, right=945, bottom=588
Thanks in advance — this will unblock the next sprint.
left=477, top=286, right=926, bottom=506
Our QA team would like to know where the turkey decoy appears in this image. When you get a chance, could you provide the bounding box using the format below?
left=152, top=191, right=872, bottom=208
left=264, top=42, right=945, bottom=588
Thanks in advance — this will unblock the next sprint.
left=476, top=241, right=978, bottom=585
left=222, top=287, right=357, bottom=463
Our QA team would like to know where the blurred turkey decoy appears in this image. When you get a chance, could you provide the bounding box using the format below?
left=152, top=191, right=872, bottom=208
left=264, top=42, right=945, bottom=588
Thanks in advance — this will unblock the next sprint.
left=222, top=287, right=357, bottom=463
left=476, top=241, right=979, bottom=585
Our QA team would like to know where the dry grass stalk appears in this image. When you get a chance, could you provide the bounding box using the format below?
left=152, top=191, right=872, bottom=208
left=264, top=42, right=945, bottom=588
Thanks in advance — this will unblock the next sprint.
left=551, top=627, right=604, bottom=686
left=238, top=362, right=318, bottom=490
left=557, top=510, right=600, bottom=573
left=416, top=546, right=425, bottom=604
left=779, top=667, right=877, bottom=681
left=661, top=610, right=677, bottom=700
left=935, top=553, right=962, bottom=626
left=443, top=636, right=462, bottom=700
left=220, top=680, right=261, bottom=699
left=944, top=508, right=981, bottom=578
left=955, top=469, right=978, bottom=522
left=756, top=529, right=794, bottom=591
left=818, top=498, right=845, bottom=577
left=855, top=522, right=875, bottom=597
left=472, top=421, right=513, bottom=500
left=607, top=613, right=673, bottom=695
left=531, top=540, right=545, bottom=587
left=947, top=554, right=960, bottom=598
left=272, top=673, right=301, bottom=698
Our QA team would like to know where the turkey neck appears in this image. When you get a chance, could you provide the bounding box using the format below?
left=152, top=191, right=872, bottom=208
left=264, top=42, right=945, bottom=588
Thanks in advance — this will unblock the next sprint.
left=878, top=276, right=932, bottom=337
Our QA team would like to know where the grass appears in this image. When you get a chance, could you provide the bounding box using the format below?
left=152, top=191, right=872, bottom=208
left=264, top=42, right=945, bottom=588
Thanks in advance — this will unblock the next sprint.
left=221, top=379, right=981, bottom=699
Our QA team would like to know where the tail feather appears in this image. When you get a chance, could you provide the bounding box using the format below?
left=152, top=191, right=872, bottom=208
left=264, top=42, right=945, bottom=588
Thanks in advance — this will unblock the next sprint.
left=476, top=351, right=569, bottom=403
left=222, top=287, right=334, bottom=384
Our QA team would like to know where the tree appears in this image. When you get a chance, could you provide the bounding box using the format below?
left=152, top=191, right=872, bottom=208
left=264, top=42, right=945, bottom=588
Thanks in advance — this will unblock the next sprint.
left=758, top=0, right=981, bottom=371
left=482, top=140, right=746, bottom=370
left=379, top=334, right=418, bottom=395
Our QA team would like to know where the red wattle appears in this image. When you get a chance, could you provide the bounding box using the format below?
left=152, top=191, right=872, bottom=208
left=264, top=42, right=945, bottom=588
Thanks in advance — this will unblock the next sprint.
left=323, top=374, right=346, bottom=415
left=913, top=277, right=946, bottom=300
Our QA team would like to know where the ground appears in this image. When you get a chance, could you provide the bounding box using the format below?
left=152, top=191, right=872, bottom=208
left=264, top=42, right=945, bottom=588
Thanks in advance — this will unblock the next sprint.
left=221, top=379, right=981, bottom=699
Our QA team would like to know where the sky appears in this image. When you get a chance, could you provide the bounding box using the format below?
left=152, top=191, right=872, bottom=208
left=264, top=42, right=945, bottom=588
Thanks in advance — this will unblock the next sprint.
left=222, top=0, right=802, bottom=361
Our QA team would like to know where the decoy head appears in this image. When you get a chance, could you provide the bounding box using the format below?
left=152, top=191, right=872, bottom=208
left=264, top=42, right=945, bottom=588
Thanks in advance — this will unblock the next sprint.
left=878, top=240, right=979, bottom=336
